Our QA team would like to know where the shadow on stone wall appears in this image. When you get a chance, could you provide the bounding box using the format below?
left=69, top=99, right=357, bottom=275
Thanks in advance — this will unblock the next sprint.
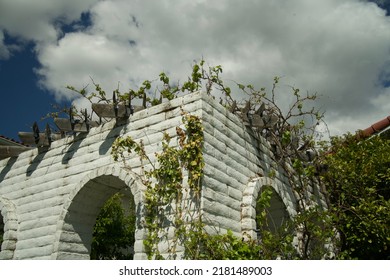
left=26, top=148, right=48, bottom=176
left=62, top=133, right=88, bottom=165
left=0, top=157, right=16, bottom=182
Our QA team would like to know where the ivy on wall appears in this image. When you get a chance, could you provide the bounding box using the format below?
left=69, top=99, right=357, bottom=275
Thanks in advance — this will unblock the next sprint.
left=112, top=112, right=205, bottom=259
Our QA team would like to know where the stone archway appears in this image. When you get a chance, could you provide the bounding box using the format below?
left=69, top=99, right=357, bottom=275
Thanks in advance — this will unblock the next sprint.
left=241, top=177, right=296, bottom=240
left=51, top=165, right=146, bottom=260
left=0, top=197, right=18, bottom=260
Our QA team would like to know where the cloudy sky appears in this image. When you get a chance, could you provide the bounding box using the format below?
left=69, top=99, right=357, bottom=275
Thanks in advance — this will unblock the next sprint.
left=0, top=0, right=389, bottom=141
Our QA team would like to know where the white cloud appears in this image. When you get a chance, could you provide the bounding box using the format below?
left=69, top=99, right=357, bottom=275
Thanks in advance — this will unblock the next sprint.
left=0, top=0, right=99, bottom=43
left=36, top=32, right=137, bottom=100
left=1, top=0, right=390, bottom=135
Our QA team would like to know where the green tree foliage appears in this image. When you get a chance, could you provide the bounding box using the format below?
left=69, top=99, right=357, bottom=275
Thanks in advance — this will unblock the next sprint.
left=184, top=229, right=262, bottom=260
left=90, top=193, right=136, bottom=260
left=321, top=134, right=390, bottom=259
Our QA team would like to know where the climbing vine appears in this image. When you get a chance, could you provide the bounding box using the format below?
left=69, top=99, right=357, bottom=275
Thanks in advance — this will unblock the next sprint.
left=112, top=112, right=205, bottom=259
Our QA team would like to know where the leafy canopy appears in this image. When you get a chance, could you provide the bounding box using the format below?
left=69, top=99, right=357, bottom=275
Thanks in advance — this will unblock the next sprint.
left=90, top=193, right=136, bottom=260
left=321, top=134, right=390, bottom=259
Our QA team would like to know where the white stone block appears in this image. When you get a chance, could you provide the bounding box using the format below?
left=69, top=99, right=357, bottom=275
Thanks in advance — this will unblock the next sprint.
left=14, top=244, right=53, bottom=259
left=1, top=239, right=16, bottom=251
left=0, top=250, right=14, bottom=260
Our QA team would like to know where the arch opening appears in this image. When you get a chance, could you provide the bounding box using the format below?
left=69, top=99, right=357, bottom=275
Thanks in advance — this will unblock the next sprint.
left=56, top=175, right=138, bottom=260
left=90, top=190, right=136, bottom=259
left=255, top=186, right=290, bottom=238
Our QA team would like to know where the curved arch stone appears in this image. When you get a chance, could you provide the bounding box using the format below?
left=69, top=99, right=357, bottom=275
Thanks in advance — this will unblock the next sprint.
left=0, top=197, right=18, bottom=260
left=51, top=164, right=146, bottom=260
left=241, top=177, right=297, bottom=239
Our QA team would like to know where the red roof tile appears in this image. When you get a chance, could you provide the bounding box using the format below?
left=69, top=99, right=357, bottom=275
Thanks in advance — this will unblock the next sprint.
left=360, top=116, right=390, bottom=138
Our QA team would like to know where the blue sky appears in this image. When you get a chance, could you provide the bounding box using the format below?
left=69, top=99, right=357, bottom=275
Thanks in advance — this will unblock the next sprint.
left=1, top=0, right=389, bottom=142
left=0, top=40, right=71, bottom=141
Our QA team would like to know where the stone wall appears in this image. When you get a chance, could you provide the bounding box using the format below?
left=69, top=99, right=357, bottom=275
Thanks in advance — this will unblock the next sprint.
left=0, top=91, right=326, bottom=260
